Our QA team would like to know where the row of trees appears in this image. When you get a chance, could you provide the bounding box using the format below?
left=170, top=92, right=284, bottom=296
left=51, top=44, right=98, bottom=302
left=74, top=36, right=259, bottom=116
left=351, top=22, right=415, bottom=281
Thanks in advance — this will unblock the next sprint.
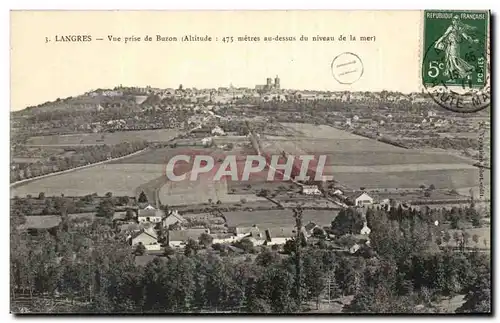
left=11, top=141, right=148, bottom=183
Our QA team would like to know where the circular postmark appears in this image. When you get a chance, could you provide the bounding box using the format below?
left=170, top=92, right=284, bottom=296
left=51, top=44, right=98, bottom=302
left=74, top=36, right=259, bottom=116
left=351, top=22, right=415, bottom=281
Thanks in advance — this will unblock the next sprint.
left=331, top=52, right=364, bottom=85
left=422, top=30, right=490, bottom=113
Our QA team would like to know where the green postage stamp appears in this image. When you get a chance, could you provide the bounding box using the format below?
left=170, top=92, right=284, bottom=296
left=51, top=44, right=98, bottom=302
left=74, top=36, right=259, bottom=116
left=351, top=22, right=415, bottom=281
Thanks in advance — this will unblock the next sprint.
left=423, top=10, right=489, bottom=88
left=422, top=10, right=490, bottom=112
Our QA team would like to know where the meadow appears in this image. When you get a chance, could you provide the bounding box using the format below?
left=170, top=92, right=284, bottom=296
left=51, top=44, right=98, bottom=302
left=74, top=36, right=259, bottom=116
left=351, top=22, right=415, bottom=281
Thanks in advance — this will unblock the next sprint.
left=224, top=209, right=339, bottom=230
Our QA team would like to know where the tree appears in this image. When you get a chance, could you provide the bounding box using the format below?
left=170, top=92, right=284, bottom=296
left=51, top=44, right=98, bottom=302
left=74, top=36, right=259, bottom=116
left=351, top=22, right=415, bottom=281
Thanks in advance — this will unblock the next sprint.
left=134, top=242, right=146, bottom=256
left=164, top=246, right=175, bottom=257
left=331, top=208, right=365, bottom=236
left=255, top=250, right=280, bottom=267
left=233, top=238, right=254, bottom=253
left=429, top=184, right=436, bottom=190
left=138, top=191, right=148, bottom=203
left=96, top=199, right=115, bottom=218
left=257, top=189, right=270, bottom=197
left=312, top=227, right=326, bottom=239
left=125, top=209, right=136, bottom=221
left=199, top=233, right=214, bottom=248
left=105, top=192, right=113, bottom=198
left=443, top=231, right=451, bottom=244
left=453, top=231, right=461, bottom=246
left=38, top=192, right=45, bottom=200
left=462, top=232, right=470, bottom=249
left=184, top=238, right=199, bottom=257
left=472, top=234, right=479, bottom=244
left=118, top=196, right=130, bottom=206
left=302, top=251, right=326, bottom=308
left=457, top=271, right=491, bottom=313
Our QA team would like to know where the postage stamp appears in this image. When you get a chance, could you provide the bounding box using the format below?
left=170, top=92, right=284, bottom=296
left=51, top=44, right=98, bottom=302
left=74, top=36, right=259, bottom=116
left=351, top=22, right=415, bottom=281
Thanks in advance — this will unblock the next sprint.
left=422, top=10, right=490, bottom=113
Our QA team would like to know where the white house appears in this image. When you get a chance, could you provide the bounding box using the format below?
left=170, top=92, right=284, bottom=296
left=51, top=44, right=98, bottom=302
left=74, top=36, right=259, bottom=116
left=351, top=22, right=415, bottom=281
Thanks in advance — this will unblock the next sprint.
left=302, top=185, right=322, bottom=195
left=211, top=126, right=225, bottom=136
left=130, top=229, right=158, bottom=247
left=138, top=205, right=164, bottom=223
left=333, top=189, right=344, bottom=196
left=347, top=192, right=374, bottom=207
left=360, top=221, right=371, bottom=235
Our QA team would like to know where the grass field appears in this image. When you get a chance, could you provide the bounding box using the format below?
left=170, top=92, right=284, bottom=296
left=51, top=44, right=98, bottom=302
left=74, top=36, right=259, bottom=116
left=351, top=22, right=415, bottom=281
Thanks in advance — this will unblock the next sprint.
left=158, top=174, right=267, bottom=206
left=26, top=129, right=181, bottom=146
left=443, top=226, right=491, bottom=249
left=224, top=209, right=338, bottom=230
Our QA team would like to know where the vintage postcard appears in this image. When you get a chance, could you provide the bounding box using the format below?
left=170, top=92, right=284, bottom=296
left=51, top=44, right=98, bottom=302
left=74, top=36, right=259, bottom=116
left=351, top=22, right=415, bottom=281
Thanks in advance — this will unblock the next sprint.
left=10, top=10, right=491, bottom=314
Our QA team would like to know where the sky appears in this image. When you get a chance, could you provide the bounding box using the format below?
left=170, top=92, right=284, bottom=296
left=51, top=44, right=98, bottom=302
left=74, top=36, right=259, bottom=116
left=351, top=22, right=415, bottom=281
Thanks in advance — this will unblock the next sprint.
left=10, top=10, right=427, bottom=111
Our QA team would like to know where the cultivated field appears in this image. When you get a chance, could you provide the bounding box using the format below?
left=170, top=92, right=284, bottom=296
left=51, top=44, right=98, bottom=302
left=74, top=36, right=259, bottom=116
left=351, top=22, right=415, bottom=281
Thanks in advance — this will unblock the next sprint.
left=281, top=122, right=367, bottom=140
left=332, top=168, right=489, bottom=190
left=259, top=123, right=484, bottom=191
left=26, top=129, right=181, bottom=146
left=11, top=163, right=164, bottom=198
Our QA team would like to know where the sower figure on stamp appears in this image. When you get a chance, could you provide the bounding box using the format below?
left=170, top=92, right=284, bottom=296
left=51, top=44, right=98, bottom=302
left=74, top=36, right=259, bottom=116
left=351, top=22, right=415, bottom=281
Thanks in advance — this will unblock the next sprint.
left=434, top=15, right=479, bottom=81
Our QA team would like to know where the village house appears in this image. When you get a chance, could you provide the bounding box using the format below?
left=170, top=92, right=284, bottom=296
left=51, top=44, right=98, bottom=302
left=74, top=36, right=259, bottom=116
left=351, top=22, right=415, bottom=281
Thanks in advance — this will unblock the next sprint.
left=229, top=225, right=261, bottom=238
left=346, top=191, right=374, bottom=207
left=264, top=227, right=307, bottom=246
left=138, top=205, right=164, bottom=223
left=360, top=221, right=371, bottom=235
left=301, top=185, right=322, bottom=195
left=161, top=210, right=187, bottom=229
left=129, top=228, right=160, bottom=251
left=169, top=228, right=211, bottom=248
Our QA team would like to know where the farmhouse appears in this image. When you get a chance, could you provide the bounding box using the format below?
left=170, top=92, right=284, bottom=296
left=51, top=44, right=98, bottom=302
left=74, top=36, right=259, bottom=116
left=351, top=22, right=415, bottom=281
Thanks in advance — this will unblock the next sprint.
left=138, top=205, right=165, bottom=223
left=161, top=210, right=187, bottom=228
left=129, top=228, right=159, bottom=250
left=229, top=225, right=261, bottom=238
left=169, top=228, right=211, bottom=248
left=302, top=185, right=322, bottom=195
left=346, top=191, right=374, bottom=207
left=264, top=227, right=307, bottom=246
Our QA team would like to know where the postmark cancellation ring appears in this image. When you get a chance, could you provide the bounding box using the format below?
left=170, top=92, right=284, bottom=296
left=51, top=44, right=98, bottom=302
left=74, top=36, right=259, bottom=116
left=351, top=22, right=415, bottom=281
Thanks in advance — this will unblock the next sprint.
left=331, top=52, right=364, bottom=85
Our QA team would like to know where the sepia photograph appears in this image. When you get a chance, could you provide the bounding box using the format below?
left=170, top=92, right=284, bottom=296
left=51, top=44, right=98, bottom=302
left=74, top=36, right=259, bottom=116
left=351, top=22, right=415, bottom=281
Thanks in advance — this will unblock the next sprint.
left=9, top=9, right=491, bottom=314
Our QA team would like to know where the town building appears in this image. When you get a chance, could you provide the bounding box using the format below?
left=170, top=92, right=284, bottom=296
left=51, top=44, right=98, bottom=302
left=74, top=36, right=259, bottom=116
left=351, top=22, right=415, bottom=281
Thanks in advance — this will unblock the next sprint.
left=302, top=184, right=322, bottom=195
left=255, top=75, right=281, bottom=92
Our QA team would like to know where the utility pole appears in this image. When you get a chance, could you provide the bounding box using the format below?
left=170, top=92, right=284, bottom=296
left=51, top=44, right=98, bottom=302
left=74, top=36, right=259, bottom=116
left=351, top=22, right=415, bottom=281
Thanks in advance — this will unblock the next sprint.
left=293, top=206, right=303, bottom=311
